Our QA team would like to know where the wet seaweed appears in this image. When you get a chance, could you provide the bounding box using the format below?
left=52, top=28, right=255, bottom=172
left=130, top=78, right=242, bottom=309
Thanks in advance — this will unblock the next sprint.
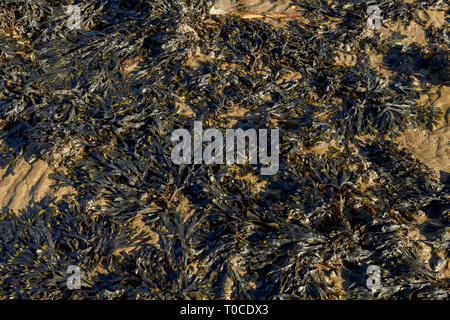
left=0, top=0, right=448, bottom=299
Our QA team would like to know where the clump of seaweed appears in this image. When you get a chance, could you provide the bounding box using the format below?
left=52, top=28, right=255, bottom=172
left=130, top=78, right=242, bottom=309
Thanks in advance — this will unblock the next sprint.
left=0, top=197, right=147, bottom=299
left=0, top=0, right=448, bottom=300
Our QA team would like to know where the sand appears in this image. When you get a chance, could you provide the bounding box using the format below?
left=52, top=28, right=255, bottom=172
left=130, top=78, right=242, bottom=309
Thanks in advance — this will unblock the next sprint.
left=0, top=158, right=74, bottom=213
left=396, top=85, right=449, bottom=176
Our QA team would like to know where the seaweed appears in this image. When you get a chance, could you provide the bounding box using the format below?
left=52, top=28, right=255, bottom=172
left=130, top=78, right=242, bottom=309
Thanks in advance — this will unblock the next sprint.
left=0, top=0, right=448, bottom=300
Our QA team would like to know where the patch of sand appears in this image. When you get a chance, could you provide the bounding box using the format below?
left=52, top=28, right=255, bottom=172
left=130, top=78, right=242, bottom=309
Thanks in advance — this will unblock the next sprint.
left=307, top=140, right=344, bottom=155
left=210, top=0, right=235, bottom=15
left=211, top=0, right=305, bottom=26
left=221, top=104, right=249, bottom=127
left=0, top=158, right=75, bottom=213
left=175, top=95, right=196, bottom=117
left=378, top=9, right=446, bottom=47
left=334, top=52, right=357, bottom=67
left=237, top=172, right=268, bottom=193
left=396, top=86, right=450, bottom=175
